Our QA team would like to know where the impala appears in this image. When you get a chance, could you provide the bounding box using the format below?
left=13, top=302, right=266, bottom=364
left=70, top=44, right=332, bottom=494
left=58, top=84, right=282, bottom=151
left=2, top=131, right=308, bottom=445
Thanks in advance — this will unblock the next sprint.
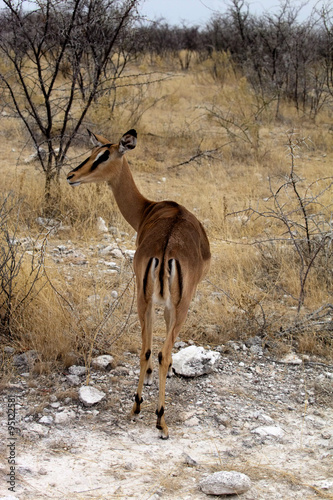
left=67, top=129, right=211, bottom=439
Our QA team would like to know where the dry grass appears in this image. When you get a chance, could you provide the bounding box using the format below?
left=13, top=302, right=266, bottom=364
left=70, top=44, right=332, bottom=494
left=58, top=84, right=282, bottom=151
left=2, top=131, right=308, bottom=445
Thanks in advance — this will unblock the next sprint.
left=0, top=55, right=332, bottom=366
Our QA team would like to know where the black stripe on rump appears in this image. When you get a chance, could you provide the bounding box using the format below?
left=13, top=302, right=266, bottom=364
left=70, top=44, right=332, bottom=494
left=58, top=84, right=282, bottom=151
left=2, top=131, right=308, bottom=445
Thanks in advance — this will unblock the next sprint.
left=143, top=258, right=159, bottom=297
left=91, top=149, right=110, bottom=171
left=175, top=259, right=183, bottom=302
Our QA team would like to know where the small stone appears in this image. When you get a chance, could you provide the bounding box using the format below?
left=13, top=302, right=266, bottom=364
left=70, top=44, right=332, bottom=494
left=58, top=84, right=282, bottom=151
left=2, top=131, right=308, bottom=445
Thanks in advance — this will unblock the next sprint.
left=124, top=249, right=136, bottom=260
left=54, top=410, right=76, bottom=424
left=110, top=249, right=123, bottom=259
left=321, top=431, right=331, bottom=440
left=183, top=453, right=198, bottom=466
left=251, top=425, right=284, bottom=439
left=4, top=347, right=15, bottom=354
left=39, top=416, right=53, bottom=425
left=97, top=217, right=108, bottom=233
left=68, top=365, right=86, bottom=376
left=98, top=245, right=114, bottom=255
left=314, top=480, right=333, bottom=490
left=91, top=355, right=114, bottom=371
left=12, top=350, right=38, bottom=367
left=184, top=416, right=200, bottom=427
left=79, top=386, right=106, bottom=406
left=103, top=261, right=119, bottom=270
left=200, top=470, right=251, bottom=495
left=28, top=423, right=49, bottom=437
left=280, top=353, right=302, bottom=365
left=66, top=374, right=81, bottom=386
left=174, top=341, right=187, bottom=349
left=17, top=465, right=33, bottom=475
left=250, top=345, right=263, bottom=356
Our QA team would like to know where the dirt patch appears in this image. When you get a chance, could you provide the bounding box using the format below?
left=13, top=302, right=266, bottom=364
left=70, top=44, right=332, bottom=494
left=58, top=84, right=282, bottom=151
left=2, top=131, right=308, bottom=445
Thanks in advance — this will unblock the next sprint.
left=1, top=347, right=333, bottom=499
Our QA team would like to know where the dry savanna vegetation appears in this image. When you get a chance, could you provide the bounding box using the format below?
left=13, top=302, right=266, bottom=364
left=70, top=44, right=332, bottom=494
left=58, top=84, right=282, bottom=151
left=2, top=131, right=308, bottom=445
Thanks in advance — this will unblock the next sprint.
left=0, top=1, right=332, bottom=375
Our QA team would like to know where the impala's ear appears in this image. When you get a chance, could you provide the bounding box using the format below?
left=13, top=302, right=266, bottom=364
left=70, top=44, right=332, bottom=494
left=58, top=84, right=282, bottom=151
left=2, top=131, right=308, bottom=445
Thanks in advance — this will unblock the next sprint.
left=87, top=129, right=110, bottom=147
left=119, top=129, right=137, bottom=155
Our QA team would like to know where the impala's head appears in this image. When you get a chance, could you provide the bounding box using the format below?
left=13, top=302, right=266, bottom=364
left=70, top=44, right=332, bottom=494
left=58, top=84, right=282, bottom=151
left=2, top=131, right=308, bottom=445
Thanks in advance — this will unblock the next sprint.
left=67, top=129, right=137, bottom=186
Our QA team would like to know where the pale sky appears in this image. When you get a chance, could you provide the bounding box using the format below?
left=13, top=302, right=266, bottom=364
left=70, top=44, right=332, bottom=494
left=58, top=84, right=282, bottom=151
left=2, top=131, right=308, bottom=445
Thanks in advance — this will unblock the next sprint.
left=0, top=0, right=324, bottom=25
left=140, top=0, right=324, bottom=26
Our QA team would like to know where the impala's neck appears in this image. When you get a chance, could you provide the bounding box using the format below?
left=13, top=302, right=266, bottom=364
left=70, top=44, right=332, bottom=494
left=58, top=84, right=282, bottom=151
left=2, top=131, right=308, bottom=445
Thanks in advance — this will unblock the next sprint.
left=107, top=157, right=150, bottom=232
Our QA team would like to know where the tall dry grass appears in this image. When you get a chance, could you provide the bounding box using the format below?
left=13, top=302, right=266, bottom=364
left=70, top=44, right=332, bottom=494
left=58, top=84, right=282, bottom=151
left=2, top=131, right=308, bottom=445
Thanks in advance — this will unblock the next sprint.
left=0, top=54, right=332, bottom=369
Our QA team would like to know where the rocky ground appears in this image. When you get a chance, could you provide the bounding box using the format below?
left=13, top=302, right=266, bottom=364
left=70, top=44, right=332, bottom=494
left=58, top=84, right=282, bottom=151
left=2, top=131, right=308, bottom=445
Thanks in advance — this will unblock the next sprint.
left=1, top=340, right=333, bottom=500
left=1, top=222, right=333, bottom=499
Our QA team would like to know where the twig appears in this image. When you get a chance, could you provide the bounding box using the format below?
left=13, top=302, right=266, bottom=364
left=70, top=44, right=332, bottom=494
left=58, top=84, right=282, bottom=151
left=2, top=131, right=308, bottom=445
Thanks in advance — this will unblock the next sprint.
left=168, top=143, right=230, bottom=169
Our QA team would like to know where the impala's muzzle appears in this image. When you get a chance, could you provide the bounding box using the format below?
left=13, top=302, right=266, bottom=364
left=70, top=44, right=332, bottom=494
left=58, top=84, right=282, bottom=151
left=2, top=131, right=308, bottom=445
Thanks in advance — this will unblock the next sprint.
left=67, top=173, right=81, bottom=186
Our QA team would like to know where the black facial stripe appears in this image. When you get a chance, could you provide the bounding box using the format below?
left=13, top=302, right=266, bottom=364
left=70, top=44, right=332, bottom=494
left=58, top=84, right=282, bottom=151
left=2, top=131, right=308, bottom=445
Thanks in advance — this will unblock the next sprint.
left=71, top=157, right=89, bottom=173
left=91, top=149, right=110, bottom=171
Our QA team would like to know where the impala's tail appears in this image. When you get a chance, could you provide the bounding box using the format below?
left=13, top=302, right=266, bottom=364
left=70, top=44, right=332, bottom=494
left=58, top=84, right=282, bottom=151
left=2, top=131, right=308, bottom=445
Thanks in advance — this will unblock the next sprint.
left=143, top=256, right=183, bottom=307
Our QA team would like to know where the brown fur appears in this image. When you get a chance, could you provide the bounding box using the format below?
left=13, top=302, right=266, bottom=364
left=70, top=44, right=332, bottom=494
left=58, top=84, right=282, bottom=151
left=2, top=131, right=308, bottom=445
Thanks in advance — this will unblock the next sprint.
left=67, top=129, right=211, bottom=439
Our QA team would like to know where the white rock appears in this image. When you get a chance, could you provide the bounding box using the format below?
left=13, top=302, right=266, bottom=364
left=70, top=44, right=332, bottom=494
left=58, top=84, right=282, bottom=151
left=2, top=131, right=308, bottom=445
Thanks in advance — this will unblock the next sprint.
left=0, top=496, right=20, bottom=500
left=79, top=386, right=106, bottom=406
left=97, top=217, right=108, bottom=233
left=184, top=416, right=200, bottom=427
left=91, top=355, right=114, bottom=371
left=28, top=423, right=49, bottom=437
left=280, top=353, right=302, bottom=365
left=251, top=425, right=285, bottom=439
left=103, top=261, right=119, bottom=269
left=66, top=374, right=81, bottom=386
left=314, top=480, right=333, bottom=490
left=4, top=347, right=15, bottom=354
left=98, top=245, right=113, bottom=255
left=54, top=410, right=76, bottom=425
left=39, top=416, right=53, bottom=426
left=200, top=470, right=251, bottom=495
left=111, top=249, right=123, bottom=259
left=172, top=346, right=220, bottom=377
left=124, top=249, right=136, bottom=260
left=68, top=365, right=86, bottom=376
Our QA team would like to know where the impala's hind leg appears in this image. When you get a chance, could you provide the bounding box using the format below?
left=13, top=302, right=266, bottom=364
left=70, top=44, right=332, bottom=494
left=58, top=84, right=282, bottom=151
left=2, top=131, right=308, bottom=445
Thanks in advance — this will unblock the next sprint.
left=131, top=295, right=154, bottom=417
left=156, top=301, right=190, bottom=439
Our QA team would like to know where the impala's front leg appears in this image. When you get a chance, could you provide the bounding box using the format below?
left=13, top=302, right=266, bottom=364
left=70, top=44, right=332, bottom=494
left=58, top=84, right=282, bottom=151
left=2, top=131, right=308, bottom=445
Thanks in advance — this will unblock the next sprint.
left=131, top=298, right=154, bottom=416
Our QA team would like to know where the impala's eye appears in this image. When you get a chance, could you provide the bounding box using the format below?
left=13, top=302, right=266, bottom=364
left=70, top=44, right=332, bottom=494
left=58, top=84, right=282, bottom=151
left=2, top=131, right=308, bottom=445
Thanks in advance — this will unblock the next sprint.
left=91, top=149, right=110, bottom=170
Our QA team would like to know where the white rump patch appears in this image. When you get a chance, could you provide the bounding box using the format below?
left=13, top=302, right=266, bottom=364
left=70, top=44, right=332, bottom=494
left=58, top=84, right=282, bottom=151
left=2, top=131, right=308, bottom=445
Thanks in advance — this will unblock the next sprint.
left=168, top=259, right=176, bottom=283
